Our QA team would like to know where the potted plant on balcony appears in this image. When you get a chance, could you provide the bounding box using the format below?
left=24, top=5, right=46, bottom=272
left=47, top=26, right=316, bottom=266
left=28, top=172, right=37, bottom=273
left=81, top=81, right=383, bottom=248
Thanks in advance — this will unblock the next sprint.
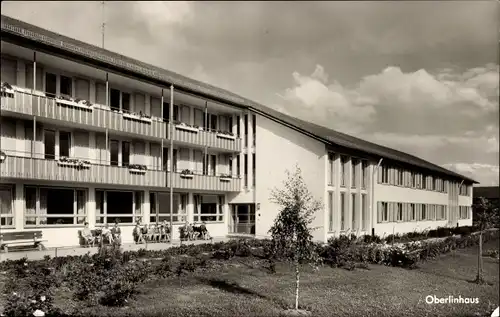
left=175, top=121, right=199, bottom=133
left=1, top=82, right=14, bottom=97
left=123, top=110, right=152, bottom=123
left=128, top=164, right=148, bottom=174
left=216, top=130, right=236, bottom=140
left=0, top=150, right=6, bottom=163
left=180, top=169, right=194, bottom=179
left=219, top=173, right=232, bottom=182
left=74, top=98, right=94, bottom=110
left=57, top=156, right=91, bottom=168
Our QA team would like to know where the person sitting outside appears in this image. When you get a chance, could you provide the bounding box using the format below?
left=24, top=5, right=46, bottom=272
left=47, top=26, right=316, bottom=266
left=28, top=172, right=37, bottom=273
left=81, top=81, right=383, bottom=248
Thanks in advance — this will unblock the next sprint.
left=111, top=221, right=122, bottom=245
left=192, top=222, right=202, bottom=240
left=183, top=221, right=195, bottom=241
left=200, top=221, right=211, bottom=240
left=81, top=222, right=95, bottom=247
left=162, top=221, right=171, bottom=242
left=133, top=223, right=145, bottom=244
left=101, top=223, right=114, bottom=245
left=141, top=224, right=149, bottom=242
left=147, top=224, right=158, bottom=242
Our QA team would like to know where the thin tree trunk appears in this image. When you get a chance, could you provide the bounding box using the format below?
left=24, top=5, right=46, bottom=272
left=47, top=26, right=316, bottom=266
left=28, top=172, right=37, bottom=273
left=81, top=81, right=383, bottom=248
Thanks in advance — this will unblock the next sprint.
left=295, top=255, right=299, bottom=310
left=477, top=231, right=483, bottom=282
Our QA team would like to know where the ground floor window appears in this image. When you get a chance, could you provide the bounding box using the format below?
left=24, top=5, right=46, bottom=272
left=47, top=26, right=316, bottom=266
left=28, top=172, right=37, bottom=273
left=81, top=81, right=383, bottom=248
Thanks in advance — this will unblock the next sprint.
left=24, top=186, right=86, bottom=225
left=149, top=192, right=187, bottom=223
left=229, top=204, right=255, bottom=234
left=96, top=190, right=142, bottom=224
left=459, top=206, right=470, bottom=219
left=0, top=185, right=14, bottom=227
left=194, top=194, right=224, bottom=223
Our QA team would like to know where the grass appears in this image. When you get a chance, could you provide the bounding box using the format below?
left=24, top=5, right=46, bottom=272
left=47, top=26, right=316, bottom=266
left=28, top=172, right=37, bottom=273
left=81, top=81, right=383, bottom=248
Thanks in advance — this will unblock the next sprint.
left=60, top=238, right=500, bottom=317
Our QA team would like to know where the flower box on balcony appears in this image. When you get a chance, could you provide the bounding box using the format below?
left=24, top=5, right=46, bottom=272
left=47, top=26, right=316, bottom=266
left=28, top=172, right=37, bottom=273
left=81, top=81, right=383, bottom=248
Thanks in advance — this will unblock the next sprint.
left=123, top=112, right=152, bottom=123
left=216, top=131, right=236, bottom=140
left=57, top=157, right=91, bottom=168
left=175, top=123, right=199, bottom=133
left=128, top=164, right=148, bottom=174
left=219, top=174, right=232, bottom=182
left=180, top=169, right=195, bottom=179
left=56, top=96, right=93, bottom=111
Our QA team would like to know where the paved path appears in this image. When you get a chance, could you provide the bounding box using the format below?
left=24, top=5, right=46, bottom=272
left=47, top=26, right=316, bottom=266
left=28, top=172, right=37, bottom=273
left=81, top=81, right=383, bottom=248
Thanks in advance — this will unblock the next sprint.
left=0, top=237, right=231, bottom=262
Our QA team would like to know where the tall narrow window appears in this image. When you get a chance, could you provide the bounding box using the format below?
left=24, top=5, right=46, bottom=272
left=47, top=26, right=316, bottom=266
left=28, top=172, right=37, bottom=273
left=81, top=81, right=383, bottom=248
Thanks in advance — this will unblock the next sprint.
left=45, top=73, right=57, bottom=97
left=340, top=193, right=346, bottom=230
left=110, top=89, right=121, bottom=111
left=122, top=92, right=131, bottom=112
left=173, top=149, right=178, bottom=172
left=410, top=203, right=416, bottom=220
left=236, top=115, right=241, bottom=136
left=210, top=114, right=218, bottom=131
left=252, top=114, right=256, bottom=146
left=351, top=159, right=358, bottom=188
left=122, top=141, right=130, bottom=166
left=244, top=154, right=248, bottom=187
left=328, top=153, right=334, bottom=186
left=244, top=115, right=248, bottom=147
left=361, top=160, right=367, bottom=188
left=162, top=147, right=168, bottom=171
left=229, top=157, right=233, bottom=175
left=381, top=165, right=389, bottom=183
left=397, top=203, right=403, bottom=221
left=59, top=131, right=71, bottom=158
left=351, top=193, right=356, bottom=230
left=422, top=204, right=427, bottom=220
left=361, top=194, right=367, bottom=230
left=110, top=140, right=119, bottom=166
left=236, top=155, right=240, bottom=176
left=340, top=156, right=347, bottom=187
left=60, top=75, right=72, bottom=97
left=44, top=130, right=56, bottom=160
left=252, top=153, right=256, bottom=187
left=209, top=155, right=216, bottom=176
left=328, top=192, right=334, bottom=232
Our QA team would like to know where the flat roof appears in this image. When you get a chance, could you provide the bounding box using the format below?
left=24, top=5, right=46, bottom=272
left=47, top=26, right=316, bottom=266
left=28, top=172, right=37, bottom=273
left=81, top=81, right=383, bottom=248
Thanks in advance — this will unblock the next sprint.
left=0, top=14, right=477, bottom=183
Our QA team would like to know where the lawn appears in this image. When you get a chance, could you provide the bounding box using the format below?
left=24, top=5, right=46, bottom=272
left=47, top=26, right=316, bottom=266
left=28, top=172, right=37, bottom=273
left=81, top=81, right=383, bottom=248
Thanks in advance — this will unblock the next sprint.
left=67, top=238, right=499, bottom=317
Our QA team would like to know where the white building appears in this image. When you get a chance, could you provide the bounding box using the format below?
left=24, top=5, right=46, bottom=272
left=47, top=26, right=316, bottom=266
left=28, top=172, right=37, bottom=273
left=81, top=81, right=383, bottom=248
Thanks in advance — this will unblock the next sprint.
left=0, top=15, right=474, bottom=248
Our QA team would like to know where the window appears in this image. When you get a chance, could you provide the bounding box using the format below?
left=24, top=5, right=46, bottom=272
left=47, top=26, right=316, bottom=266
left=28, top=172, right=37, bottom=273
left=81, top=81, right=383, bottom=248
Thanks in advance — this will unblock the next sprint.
left=422, top=204, right=427, bottom=220
left=340, top=156, right=347, bottom=187
left=351, top=193, right=357, bottom=230
left=381, top=165, right=389, bottom=184
left=59, top=131, right=71, bottom=158
left=429, top=176, right=435, bottom=191
left=236, top=115, right=241, bottom=136
left=411, top=172, right=416, bottom=188
left=361, top=194, right=367, bottom=230
left=252, top=114, right=256, bottom=146
left=396, top=203, right=403, bottom=221
left=209, top=154, right=216, bottom=176
left=328, top=192, right=334, bottom=232
left=173, top=149, right=178, bottom=172
left=110, top=89, right=121, bottom=111
left=44, top=130, right=56, bottom=160
left=252, top=153, right=256, bottom=187
left=340, top=193, right=346, bottom=230
left=60, top=75, right=72, bottom=97
left=24, top=186, right=87, bottom=225
left=351, top=159, right=358, bottom=188
left=433, top=178, right=438, bottom=191
left=194, top=194, right=224, bottom=222
left=459, top=206, right=470, bottom=219
left=96, top=190, right=142, bottom=224
left=397, top=169, right=403, bottom=186
left=229, top=157, right=233, bottom=176
left=244, top=154, right=248, bottom=187
left=122, top=92, right=131, bottom=112
left=236, top=155, right=240, bottom=176
left=410, top=203, right=416, bottom=221
left=122, top=141, right=130, bottom=167
left=149, top=192, right=187, bottom=223
left=380, top=202, right=388, bottom=222
left=244, top=115, right=248, bottom=146
left=0, top=186, right=14, bottom=227
left=328, top=153, right=335, bottom=186
left=110, top=140, right=119, bottom=166
left=459, top=184, right=469, bottom=196
left=361, top=161, right=368, bottom=189
left=210, top=114, right=218, bottom=131
left=45, top=72, right=57, bottom=97
left=422, top=175, right=428, bottom=190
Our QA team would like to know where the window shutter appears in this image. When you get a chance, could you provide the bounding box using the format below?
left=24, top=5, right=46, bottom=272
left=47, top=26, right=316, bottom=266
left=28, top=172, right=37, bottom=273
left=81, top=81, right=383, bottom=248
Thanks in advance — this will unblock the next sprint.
left=135, top=93, right=146, bottom=114
left=75, top=78, right=90, bottom=100
left=1, top=58, right=17, bottom=85
left=96, top=82, right=107, bottom=105
left=377, top=202, right=382, bottom=223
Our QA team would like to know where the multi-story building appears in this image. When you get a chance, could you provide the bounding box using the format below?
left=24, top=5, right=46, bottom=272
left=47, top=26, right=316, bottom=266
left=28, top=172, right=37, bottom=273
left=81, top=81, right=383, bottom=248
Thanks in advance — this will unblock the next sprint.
left=0, top=15, right=475, bottom=248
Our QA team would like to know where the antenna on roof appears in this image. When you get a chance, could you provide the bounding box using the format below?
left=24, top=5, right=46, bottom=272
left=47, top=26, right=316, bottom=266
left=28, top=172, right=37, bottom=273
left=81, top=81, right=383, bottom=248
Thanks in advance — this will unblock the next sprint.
left=101, top=1, right=106, bottom=49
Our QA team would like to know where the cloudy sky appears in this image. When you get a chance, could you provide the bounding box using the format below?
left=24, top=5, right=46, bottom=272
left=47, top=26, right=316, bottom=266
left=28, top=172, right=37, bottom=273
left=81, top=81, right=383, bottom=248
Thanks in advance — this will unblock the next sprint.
left=3, top=1, right=499, bottom=185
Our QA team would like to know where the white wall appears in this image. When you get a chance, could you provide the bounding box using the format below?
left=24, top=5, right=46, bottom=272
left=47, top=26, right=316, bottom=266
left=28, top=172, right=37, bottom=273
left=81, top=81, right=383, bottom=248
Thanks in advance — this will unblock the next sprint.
left=253, top=114, right=327, bottom=241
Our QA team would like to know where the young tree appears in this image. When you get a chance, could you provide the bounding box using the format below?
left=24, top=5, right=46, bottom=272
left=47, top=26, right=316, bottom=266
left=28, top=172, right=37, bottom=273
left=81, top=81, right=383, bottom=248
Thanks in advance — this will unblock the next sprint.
left=268, top=166, right=322, bottom=312
left=472, top=197, right=499, bottom=284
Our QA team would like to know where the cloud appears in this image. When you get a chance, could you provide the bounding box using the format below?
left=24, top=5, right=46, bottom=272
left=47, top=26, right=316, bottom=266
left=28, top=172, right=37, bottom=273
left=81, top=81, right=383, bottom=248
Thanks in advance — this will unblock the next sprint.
left=442, top=163, right=500, bottom=186
left=276, top=64, right=499, bottom=183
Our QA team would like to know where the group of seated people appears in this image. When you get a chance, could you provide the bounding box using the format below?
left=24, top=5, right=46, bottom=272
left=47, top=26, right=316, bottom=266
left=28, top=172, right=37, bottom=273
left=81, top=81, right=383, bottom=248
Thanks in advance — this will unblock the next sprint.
left=181, top=221, right=211, bottom=241
left=133, top=220, right=171, bottom=244
left=80, top=221, right=121, bottom=247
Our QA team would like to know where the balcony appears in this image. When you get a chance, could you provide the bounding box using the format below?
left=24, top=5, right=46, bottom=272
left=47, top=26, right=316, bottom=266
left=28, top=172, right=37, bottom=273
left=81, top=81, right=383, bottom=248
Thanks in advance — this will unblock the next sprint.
left=0, top=155, right=166, bottom=187
left=0, top=155, right=241, bottom=192
left=1, top=90, right=167, bottom=139
left=170, top=123, right=242, bottom=152
left=168, top=171, right=241, bottom=192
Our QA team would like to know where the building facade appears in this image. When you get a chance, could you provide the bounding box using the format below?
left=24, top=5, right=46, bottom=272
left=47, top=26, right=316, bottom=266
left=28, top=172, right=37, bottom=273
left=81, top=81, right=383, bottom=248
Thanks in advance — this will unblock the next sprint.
left=0, top=15, right=475, bottom=248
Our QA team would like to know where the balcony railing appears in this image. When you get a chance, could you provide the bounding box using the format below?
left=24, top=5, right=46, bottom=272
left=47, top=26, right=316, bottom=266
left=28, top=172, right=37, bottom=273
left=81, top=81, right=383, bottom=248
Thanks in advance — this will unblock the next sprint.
left=1, top=90, right=166, bottom=139
left=169, top=123, right=242, bottom=152
left=0, top=154, right=241, bottom=192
